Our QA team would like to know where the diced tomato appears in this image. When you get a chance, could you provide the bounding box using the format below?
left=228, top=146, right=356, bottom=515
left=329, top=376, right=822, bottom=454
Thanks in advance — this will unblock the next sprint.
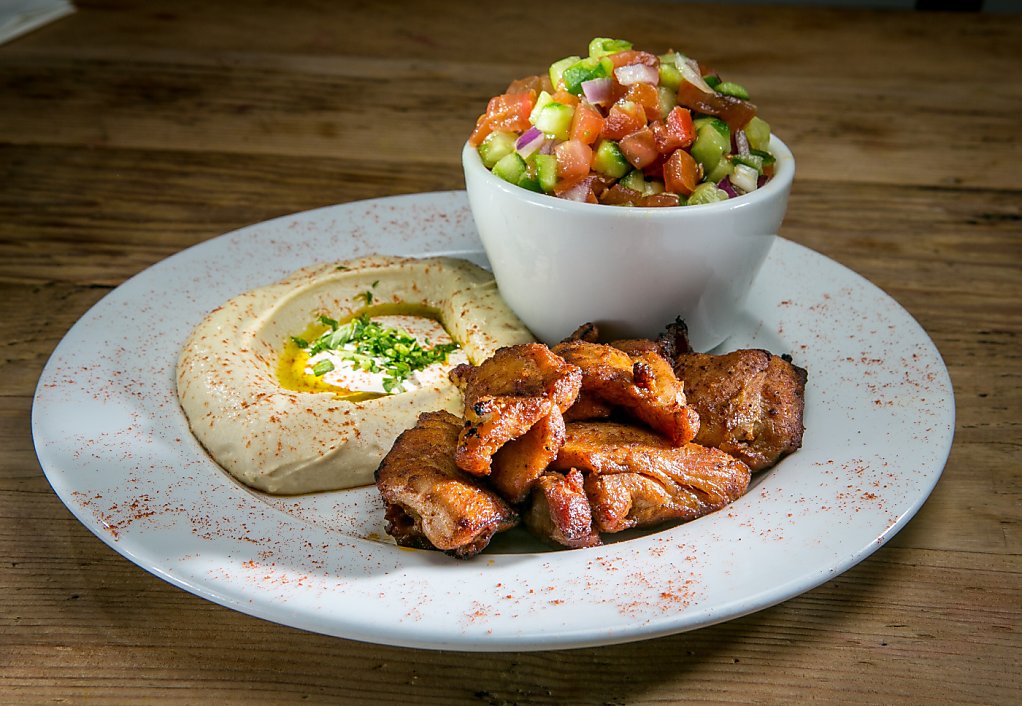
left=468, top=90, right=537, bottom=146
left=554, top=139, right=594, bottom=183
left=666, top=106, right=696, bottom=148
left=639, top=192, right=681, bottom=207
left=468, top=114, right=493, bottom=147
left=663, top=148, right=701, bottom=195
left=551, top=89, right=580, bottom=109
left=649, top=121, right=672, bottom=155
left=601, top=101, right=647, bottom=140
left=490, top=90, right=537, bottom=131
left=599, top=183, right=643, bottom=206
left=506, top=74, right=553, bottom=95
left=605, top=79, right=629, bottom=106
left=641, top=150, right=669, bottom=177
left=618, top=127, right=660, bottom=169
left=607, top=50, right=659, bottom=70
left=570, top=100, right=605, bottom=145
left=676, top=79, right=757, bottom=132
left=650, top=106, right=696, bottom=154
left=624, top=83, right=660, bottom=121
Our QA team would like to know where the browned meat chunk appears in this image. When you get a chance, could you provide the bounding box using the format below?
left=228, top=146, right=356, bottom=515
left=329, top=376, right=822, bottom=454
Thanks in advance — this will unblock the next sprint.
left=490, top=407, right=566, bottom=503
left=673, top=350, right=807, bottom=472
left=523, top=469, right=602, bottom=549
left=564, top=318, right=692, bottom=359
left=551, top=339, right=699, bottom=446
left=561, top=321, right=600, bottom=343
left=550, top=421, right=750, bottom=532
left=584, top=473, right=696, bottom=533
left=375, top=411, right=518, bottom=559
left=561, top=390, right=614, bottom=422
left=449, top=343, right=581, bottom=476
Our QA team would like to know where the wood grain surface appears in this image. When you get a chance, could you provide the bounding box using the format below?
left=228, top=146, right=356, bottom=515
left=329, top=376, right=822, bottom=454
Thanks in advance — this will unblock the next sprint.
left=2, top=1, right=1019, bottom=703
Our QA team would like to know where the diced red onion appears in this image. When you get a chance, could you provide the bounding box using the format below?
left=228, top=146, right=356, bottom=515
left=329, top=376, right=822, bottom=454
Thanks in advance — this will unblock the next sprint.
left=735, top=129, right=750, bottom=157
left=717, top=178, right=739, bottom=199
left=538, top=138, right=555, bottom=155
left=614, top=64, right=659, bottom=86
left=515, top=126, right=545, bottom=158
left=559, top=177, right=596, bottom=202
left=581, top=77, right=614, bottom=106
left=675, top=54, right=715, bottom=94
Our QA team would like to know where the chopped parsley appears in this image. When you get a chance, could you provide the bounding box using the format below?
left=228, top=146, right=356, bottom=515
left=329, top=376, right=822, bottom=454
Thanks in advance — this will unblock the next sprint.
left=300, top=314, right=459, bottom=392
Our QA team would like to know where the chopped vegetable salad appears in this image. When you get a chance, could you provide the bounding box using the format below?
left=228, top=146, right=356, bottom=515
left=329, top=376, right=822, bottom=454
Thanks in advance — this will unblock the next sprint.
left=469, top=38, right=775, bottom=207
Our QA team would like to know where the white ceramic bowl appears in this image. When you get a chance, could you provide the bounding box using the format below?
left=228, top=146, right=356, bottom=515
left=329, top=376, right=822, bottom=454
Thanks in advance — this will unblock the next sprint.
left=462, top=136, right=795, bottom=351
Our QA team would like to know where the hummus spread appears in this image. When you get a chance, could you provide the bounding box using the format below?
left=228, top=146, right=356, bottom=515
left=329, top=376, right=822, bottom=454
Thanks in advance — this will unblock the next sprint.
left=177, top=255, right=534, bottom=494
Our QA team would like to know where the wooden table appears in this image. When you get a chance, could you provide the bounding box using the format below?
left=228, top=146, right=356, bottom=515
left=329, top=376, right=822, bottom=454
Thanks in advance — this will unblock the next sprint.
left=2, top=1, right=1019, bottom=702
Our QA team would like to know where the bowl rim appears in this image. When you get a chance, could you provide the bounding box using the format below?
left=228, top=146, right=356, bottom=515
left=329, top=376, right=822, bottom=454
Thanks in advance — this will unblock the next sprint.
left=463, top=134, right=794, bottom=215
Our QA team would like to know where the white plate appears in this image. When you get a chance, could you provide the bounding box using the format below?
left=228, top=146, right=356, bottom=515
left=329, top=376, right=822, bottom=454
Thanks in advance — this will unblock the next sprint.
left=33, top=191, right=954, bottom=651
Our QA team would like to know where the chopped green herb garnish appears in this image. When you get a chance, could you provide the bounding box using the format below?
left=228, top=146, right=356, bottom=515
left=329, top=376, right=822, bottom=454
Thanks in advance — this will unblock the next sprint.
left=356, top=290, right=374, bottom=306
left=335, top=265, right=350, bottom=271
left=311, top=359, right=335, bottom=376
left=296, top=314, right=458, bottom=393
left=290, top=336, right=309, bottom=349
left=371, top=280, right=379, bottom=288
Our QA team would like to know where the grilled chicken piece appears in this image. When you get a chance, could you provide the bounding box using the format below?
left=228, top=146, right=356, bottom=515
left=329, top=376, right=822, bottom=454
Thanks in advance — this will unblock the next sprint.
left=561, top=390, right=614, bottom=422
left=550, top=421, right=750, bottom=533
left=490, top=407, right=566, bottom=503
left=523, top=469, right=602, bottom=549
left=449, top=343, right=581, bottom=476
left=561, top=322, right=601, bottom=343
left=563, top=319, right=692, bottom=360
left=673, top=350, right=807, bottom=472
left=375, top=411, right=518, bottom=559
left=551, top=340, right=699, bottom=446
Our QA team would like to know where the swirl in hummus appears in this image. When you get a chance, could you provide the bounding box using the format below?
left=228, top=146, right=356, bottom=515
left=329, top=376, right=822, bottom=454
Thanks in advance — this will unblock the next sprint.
left=176, top=255, right=534, bottom=494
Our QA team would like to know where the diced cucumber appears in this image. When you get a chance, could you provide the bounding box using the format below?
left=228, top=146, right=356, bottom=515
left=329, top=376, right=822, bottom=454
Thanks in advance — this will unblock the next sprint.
left=619, top=169, right=646, bottom=192
left=687, top=182, right=729, bottom=205
left=592, top=140, right=630, bottom=179
left=750, top=147, right=776, bottom=167
left=658, top=59, right=682, bottom=90
left=745, top=115, right=771, bottom=152
left=477, top=130, right=517, bottom=169
left=492, top=152, right=527, bottom=184
left=657, top=85, right=678, bottom=119
left=588, top=37, right=632, bottom=58
left=704, top=158, right=733, bottom=184
left=643, top=179, right=665, bottom=196
left=549, top=56, right=580, bottom=90
left=561, top=56, right=611, bottom=95
left=529, top=90, right=555, bottom=124
left=533, top=154, right=558, bottom=193
left=517, top=172, right=543, bottom=193
left=732, top=152, right=765, bottom=174
left=533, top=102, right=575, bottom=141
left=693, top=116, right=730, bottom=141
left=716, top=81, right=749, bottom=100
left=619, top=170, right=665, bottom=196
left=690, top=123, right=730, bottom=172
